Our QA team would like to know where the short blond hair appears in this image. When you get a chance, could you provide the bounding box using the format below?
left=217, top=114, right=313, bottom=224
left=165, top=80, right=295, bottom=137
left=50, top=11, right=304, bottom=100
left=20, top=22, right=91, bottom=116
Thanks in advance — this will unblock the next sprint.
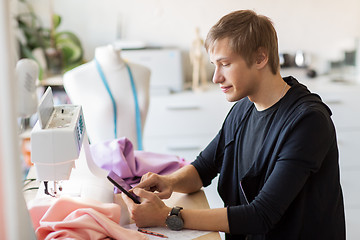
left=205, top=10, right=279, bottom=74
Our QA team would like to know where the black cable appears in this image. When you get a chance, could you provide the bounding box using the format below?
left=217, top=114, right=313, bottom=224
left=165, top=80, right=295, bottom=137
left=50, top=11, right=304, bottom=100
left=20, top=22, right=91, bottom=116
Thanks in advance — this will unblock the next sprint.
left=23, top=187, right=39, bottom=192
left=23, top=178, right=36, bottom=187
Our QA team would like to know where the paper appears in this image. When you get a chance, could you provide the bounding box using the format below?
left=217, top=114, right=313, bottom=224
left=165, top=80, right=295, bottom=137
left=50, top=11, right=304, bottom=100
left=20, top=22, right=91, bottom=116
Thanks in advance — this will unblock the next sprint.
left=125, top=223, right=212, bottom=240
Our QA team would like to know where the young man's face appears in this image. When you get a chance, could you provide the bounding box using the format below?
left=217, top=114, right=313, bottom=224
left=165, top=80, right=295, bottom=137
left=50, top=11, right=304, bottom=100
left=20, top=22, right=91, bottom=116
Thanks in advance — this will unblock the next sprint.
left=209, top=38, right=258, bottom=102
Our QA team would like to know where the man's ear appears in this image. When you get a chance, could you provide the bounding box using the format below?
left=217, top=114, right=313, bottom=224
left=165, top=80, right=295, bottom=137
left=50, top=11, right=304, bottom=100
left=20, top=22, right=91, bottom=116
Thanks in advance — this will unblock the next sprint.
left=255, top=47, right=268, bottom=69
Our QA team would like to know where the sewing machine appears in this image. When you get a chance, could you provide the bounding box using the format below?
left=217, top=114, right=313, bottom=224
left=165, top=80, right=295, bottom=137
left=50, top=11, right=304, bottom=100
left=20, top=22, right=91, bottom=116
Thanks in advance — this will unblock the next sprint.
left=31, top=87, right=114, bottom=202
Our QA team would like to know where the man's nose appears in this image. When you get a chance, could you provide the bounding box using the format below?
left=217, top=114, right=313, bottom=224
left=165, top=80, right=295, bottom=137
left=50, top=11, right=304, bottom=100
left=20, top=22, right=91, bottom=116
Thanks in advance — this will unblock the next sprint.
left=212, top=68, right=225, bottom=84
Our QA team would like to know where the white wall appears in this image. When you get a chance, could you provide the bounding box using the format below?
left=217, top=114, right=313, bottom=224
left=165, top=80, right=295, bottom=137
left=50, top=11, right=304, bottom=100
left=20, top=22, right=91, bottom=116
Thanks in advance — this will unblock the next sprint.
left=28, top=0, right=360, bottom=79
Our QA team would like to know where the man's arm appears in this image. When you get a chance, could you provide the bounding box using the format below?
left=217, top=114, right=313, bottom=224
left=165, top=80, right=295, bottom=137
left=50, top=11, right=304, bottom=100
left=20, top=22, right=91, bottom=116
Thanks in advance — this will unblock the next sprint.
left=168, top=164, right=204, bottom=193
left=181, top=208, right=229, bottom=232
left=122, top=187, right=230, bottom=233
left=134, top=164, right=203, bottom=199
left=123, top=164, right=230, bottom=232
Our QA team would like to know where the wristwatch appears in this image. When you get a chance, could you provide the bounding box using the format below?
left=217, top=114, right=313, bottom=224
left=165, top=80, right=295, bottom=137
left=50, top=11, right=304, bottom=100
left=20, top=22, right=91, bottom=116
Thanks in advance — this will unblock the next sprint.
left=165, top=206, right=184, bottom=231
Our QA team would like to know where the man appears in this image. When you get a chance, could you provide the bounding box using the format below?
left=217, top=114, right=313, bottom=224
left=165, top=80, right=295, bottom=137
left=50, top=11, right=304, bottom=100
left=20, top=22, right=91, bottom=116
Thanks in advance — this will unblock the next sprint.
left=122, top=10, right=345, bottom=240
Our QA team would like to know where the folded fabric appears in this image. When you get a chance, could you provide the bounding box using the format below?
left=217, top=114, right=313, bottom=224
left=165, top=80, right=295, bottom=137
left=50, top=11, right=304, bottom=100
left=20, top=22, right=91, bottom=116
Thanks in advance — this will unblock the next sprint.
left=90, top=137, right=188, bottom=186
left=29, top=196, right=148, bottom=240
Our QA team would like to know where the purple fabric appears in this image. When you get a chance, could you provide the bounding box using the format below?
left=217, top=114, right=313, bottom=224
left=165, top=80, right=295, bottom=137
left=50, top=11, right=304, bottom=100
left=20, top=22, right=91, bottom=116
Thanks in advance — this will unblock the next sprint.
left=90, top=137, right=188, bottom=187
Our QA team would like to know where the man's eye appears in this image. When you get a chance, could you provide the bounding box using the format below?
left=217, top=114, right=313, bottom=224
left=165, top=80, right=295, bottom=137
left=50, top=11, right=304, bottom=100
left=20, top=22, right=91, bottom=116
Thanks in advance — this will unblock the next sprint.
left=222, top=63, right=230, bottom=67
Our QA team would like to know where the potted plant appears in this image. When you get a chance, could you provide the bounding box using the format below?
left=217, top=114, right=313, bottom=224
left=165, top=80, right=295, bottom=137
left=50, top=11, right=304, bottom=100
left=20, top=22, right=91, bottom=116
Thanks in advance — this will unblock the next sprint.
left=16, top=0, right=84, bottom=79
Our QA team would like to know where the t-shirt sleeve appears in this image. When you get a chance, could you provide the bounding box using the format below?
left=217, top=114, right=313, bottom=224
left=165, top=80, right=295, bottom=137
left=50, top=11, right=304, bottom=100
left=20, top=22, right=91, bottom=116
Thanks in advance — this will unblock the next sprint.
left=191, top=130, right=222, bottom=187
left=227, top=108, right=336, bottom=234
left=191, top=101, right=241, bottom=187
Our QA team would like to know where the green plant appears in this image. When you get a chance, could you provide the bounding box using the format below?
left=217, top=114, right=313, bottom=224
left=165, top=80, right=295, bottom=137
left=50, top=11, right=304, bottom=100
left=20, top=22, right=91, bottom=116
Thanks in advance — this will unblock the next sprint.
left=16, top=0, right=84, bottom=79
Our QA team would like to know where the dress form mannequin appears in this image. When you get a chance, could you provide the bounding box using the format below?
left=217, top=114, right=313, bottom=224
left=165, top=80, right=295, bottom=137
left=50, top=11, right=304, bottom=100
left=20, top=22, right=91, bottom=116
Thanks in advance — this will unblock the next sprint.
left=63, top=44, right=151, bottom=149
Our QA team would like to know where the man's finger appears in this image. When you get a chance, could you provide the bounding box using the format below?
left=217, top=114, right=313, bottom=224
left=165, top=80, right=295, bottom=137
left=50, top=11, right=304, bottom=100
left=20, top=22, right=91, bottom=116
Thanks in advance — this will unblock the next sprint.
left=121, top=192, right=135, bottom=208
left=133, top=188, right=159, bottom=202
left=133, top=177, right=157, bottom=191
left=155, top=190, right=172, bottom=199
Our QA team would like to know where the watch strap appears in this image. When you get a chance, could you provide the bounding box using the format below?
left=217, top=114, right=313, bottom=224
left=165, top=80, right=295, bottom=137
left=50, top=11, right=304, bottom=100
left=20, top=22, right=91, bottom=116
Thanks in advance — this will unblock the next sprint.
left=170, top=206, right=183, bottom=216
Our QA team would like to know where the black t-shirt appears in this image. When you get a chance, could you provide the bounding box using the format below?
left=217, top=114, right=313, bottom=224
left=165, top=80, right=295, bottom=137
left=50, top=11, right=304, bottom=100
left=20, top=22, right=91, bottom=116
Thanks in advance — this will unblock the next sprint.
left=240, top=100, right=281, bottom=177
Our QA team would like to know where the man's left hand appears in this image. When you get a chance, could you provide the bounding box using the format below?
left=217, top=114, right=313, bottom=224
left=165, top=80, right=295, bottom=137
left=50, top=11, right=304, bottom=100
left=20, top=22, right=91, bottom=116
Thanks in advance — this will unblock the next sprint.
left=121, top=188, right=171, bottom=227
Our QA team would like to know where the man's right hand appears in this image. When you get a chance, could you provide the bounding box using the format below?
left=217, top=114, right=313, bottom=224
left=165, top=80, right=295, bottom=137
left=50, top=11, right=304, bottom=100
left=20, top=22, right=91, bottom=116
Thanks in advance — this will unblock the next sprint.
left=132, top=172, right=174, bottom=199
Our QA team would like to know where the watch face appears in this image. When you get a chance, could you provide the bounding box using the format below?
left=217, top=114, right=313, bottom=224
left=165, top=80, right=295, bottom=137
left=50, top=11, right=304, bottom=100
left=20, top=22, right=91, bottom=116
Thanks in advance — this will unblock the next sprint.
left=166, top=215, right=184, bottom=231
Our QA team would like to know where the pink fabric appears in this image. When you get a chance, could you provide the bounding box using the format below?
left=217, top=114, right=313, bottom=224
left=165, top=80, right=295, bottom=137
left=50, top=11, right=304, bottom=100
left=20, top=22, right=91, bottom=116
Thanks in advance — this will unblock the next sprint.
left=29, top=197, right=148, bottom=240
left=90, top=137, right=188, bottom=186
